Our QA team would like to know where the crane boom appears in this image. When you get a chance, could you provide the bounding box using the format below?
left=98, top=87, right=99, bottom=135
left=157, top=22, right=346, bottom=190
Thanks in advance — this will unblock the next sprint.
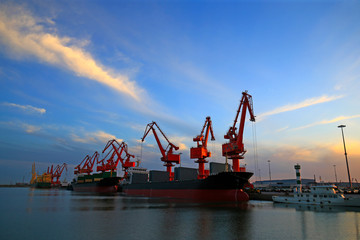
left=222, top=91, right=255, bottom=172
left=116, top=140, right=136, bottom=179
left=142, top=121, right=180, bottom=181
left=47, top=165, right=54, bottom=175
left=96, top=139, right=135, bottom=178
left=74, top=155, right=90, bottom=175
left=74, top=152, right=98, bottom=175
left=52, top=163, right=67, bottom=185
left=190, top=116, right=215, bottom=179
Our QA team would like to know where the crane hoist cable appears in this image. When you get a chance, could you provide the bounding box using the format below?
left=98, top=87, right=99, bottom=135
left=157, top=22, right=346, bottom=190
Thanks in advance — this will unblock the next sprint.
left=252, top=121, right=260, bottom=181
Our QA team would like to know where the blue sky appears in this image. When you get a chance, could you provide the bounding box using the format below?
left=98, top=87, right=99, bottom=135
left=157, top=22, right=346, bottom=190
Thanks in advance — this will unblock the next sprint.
left=0, top=0, right=360, bottom=184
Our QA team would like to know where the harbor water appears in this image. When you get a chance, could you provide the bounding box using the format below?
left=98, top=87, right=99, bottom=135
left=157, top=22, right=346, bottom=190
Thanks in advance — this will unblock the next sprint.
left=1, top=188, right=359, bottom=240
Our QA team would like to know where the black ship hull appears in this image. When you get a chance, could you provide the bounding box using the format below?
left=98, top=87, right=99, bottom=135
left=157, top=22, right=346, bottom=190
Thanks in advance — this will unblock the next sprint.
left=122, top=171, right=253, bottom=202
left=72, top=177, right=120, bottom=193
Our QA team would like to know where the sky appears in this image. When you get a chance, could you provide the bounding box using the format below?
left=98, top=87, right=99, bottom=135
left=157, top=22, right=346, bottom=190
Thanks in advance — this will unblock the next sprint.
left=0, top=0, right=360, bottom=185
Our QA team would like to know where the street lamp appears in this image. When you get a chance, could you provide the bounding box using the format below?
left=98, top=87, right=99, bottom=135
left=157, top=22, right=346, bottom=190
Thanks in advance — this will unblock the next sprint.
left=268, top=160, right=272, bottom=182
left=338, top=125, right=352, bottom=189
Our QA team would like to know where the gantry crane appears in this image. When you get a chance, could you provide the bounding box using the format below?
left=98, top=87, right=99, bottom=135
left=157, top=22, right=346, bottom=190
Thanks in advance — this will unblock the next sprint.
left=190, top=116, right=215, bottom=179
left=52, top=163, right=67, bottom=185
left=222, top=91, right=255, bottom=172
left=74, top=151, right=99, bottom=175
left=142, top=121, right=180, bottom=181
left=96, top=139, right=135, bottom=179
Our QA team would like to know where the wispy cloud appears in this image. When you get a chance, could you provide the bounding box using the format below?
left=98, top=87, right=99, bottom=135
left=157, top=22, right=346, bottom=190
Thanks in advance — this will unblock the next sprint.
left=2, top=102, right=46, bottom=114
left=0, top=121, right=42, bottom=134
left=257, top=94, right=344, bottom=121
left=275, top=126, right=289, bottom=132
left=292, top=114, right=360, bottom=131
left=145, top=144, right=155, bottom=148
left=0, top=3, right=142, bottom=101
left=71, top=130, right=122, bottom=144
left=22, top=123, right=41, bottom=133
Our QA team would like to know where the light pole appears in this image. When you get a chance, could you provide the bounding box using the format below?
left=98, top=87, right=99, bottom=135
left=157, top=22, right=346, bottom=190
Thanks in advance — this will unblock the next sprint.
left=268, top=160, right=272, bottom=182
left=333, top=165, right=338, bottom=184
left=338, top=125, right=352, bottom=189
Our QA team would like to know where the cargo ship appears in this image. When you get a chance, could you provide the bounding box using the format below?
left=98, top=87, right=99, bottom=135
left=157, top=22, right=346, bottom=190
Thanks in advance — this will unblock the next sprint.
left=71, top=142, right=135, bottom=193
left=31, top=162, right=67, bottom=188
left=122, top=164, right=253, bottom=202
left=33, top=173, right=52, bottom=188
left=71, top=171, right=120, bottom=193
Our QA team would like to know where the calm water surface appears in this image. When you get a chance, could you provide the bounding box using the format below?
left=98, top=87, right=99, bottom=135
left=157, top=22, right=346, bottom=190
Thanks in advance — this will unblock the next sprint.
left=1, top=188, right=359, bottom=240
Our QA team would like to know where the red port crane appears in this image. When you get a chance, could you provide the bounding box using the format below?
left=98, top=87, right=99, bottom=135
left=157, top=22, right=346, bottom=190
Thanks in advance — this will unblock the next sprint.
left=190, top=116, right=215, bottom=179
left=96, top=139, right=135, bottom=178
left=74, top=151, right=99, bottom=175
left=52, top=163, right=67, bottom=185
left=47, top=165, right=54, bottom=175
left=142, top=121, right=180, bottom=181
left=222, top=91, right=255, bottom=172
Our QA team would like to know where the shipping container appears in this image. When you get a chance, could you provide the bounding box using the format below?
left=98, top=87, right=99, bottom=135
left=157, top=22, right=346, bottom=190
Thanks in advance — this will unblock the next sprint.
left=130, top=172, right=149, bottom=184
left=149, top=170, right=169, bottom=182
left=174, top=167, right=198, bottom=181
left=209, top=162, right=232, bottom=174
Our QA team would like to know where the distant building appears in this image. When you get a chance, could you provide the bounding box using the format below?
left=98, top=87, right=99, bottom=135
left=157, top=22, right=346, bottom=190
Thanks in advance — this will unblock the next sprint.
left=253, top=179, right=316, bottom=189
left=253, top=179, right=360, bottom=190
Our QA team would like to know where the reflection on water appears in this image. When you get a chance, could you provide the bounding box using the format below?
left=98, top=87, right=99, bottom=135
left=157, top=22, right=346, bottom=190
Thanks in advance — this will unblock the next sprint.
left=1, top=188, right=360, bottom=240
left=71, top=192, right=117, bottom=211
left=273, top=202, right=360, bottom=213
left=273, top=202, right=360, bottom=240
left=67, top=191, right=254, bottom=240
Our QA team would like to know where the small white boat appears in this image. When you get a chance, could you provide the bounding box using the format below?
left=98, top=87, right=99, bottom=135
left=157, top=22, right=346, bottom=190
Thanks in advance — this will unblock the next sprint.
left=272, top=185, right=360, bottom=207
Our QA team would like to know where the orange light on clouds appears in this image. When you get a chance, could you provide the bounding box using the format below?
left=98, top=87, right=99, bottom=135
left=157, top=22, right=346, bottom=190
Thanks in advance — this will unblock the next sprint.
left=331, top=139, right=360, bottom=156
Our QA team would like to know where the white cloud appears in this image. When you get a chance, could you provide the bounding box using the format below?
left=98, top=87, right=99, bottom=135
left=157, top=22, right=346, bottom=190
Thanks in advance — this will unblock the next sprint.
left=0, top=3, right=142, bottom=101
left=178, top=143, right=187, bottom=151
left=2, top=102, right=46, bottom=114
left=169, top=135, right=189, bottom=151
left=257, top=94, right=344, bottom=121
left=292, top=114, right=360, bottom=131
left=71, top=131, right=122, bottom=144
